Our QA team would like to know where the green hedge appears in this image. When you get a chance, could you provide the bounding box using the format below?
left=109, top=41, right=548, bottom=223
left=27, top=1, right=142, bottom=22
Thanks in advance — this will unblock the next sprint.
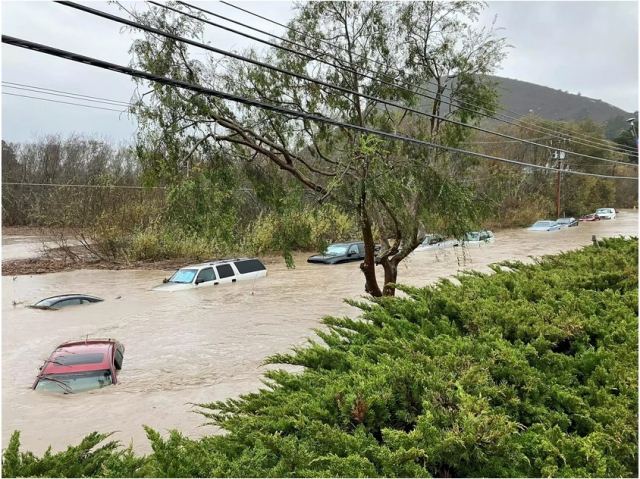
left=4, top=237, right=637, bottom=477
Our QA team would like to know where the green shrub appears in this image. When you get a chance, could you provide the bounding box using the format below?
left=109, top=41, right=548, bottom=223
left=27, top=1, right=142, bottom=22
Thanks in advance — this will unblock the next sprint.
left=4, top=238, right=637, bottom=477
left=248, top=204, right=357, bottom=261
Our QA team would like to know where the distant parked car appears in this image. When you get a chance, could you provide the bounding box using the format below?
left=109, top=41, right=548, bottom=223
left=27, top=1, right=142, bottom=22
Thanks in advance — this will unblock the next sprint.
left=33, top=339, right=124, bottom=394
left=595, top=208, right=616, bottom=219
left=458, top=230, right=496, bottom=246
left=29, top=294, right=103, bottom=310
left=153, top=258, right=267, bottom=291
left=308, top=241, right=365, bottom=264
left=579, top=213, right=601, bottom=222
left=415, top=234, right=458, bottom=251
left=556, top=217, right=579, bottom=228
left=528, top=220, right=561, bottom=232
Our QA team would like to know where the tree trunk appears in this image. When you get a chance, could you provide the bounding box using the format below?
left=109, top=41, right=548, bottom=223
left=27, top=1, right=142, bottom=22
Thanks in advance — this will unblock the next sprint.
left=381, top=258, right=398, bottom=296
left=359, top=208, right=383, bottom=297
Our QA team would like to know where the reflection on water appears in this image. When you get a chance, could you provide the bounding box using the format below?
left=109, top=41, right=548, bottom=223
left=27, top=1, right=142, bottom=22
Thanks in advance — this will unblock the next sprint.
left=2, top=211, right=637, bottom=454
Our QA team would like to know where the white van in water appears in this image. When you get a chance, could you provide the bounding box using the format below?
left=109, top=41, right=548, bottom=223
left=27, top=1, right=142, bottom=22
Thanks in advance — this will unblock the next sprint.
left=152, top=258, right=267, bottom=292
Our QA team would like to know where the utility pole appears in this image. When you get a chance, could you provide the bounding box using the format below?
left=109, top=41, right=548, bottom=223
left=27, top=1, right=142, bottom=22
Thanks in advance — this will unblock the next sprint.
left=553, top=147, right=566, bottom=218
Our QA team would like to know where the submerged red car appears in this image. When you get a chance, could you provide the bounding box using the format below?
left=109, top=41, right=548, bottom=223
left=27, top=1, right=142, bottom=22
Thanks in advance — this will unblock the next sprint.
left=579, top=214, right=601, bottom=222
left=33, top=339, right=124, bottom=393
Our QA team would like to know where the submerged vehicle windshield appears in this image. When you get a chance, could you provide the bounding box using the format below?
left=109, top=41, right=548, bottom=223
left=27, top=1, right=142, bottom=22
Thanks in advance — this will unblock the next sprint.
left=533, top=221, right=554, bottom=227
left=35, top=370, right=112, bottom=393
left=168, top=269, right=198, bottom=284
left=324, top=245, right=349, bottom=256
left=596, top=208, right=611, bottom=214
left=463, top=232, right=480, bottom=241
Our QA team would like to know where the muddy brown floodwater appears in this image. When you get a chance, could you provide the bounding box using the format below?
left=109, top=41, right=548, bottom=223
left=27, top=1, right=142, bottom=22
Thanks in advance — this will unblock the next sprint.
left=2, top=211, right=638, bottom=454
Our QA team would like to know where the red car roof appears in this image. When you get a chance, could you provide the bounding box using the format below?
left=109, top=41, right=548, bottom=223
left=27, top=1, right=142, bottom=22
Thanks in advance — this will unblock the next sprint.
left=40, top=340, right=115, bottom=375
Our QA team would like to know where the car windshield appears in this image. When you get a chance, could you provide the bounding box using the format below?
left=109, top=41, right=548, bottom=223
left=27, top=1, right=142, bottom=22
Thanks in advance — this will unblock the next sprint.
left=463, top=232, right=480, bottom=241
left=324, top=245, right=349, bottom=256
left=557, top=218, right=572, bottom=224
left=533, top=221, right=553, bottom=227
left=596, top=208, right=610, bottom=214
left=168, top=269, right=198, bottom=284
left=35, top=370, right=112, bottom=394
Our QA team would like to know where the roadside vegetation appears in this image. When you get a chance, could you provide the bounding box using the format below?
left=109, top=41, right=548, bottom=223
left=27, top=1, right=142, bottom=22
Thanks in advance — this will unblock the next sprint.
left=3, top=238, right=637, bottom=477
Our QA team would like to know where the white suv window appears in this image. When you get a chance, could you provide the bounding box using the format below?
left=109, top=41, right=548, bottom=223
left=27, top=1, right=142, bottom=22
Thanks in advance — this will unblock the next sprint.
left=196, top=267, right=216, bottom=283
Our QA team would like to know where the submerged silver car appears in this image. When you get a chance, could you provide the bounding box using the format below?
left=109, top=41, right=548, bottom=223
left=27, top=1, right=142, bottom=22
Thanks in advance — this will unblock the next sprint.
left=528, top=220, right=561, bottom=232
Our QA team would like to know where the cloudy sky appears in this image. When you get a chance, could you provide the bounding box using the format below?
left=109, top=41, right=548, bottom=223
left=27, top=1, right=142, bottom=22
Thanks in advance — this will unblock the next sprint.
left=1, top=1, right=638, bottom=143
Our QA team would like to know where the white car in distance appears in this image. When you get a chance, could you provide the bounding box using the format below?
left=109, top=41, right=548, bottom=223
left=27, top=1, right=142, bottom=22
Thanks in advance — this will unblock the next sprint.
left=153, top=258, right=267, bottom=291
left=595, top=208, right=616, bottom=220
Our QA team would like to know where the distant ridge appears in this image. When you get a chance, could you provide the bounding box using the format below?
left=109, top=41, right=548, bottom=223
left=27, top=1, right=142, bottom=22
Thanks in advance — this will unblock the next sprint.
left=489, top=75, right=632, bottom=124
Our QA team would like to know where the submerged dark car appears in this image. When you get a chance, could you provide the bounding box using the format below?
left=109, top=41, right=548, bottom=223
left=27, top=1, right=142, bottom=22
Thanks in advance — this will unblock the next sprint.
left=556, top=217, right=579, bottom=228
left=307, top=242, right=365, bottom=264
left=29, top=294, right=104, bottom=310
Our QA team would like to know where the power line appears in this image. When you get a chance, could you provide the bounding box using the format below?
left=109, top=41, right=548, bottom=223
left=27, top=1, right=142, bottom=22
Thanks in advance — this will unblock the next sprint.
left=3, top=34, right=635, bottom=182
left=2, top=91, right=127, bottom=112
left=3, top=85, right=130, bottom=108
left=2, top=182, right=164, bottom=189
left=2, top=81, right=131, bottom=106
left=169, top=1, right=638, bottom=159
left=57, top=1, right=637, bottom=168
left=215, top=0, right=637, bottom=156
left=463, top=136, right=555, bottom=145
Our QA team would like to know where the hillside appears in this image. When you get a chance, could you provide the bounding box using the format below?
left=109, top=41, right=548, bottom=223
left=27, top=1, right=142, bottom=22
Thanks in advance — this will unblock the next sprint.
left=490, top=75, right=633, bottom=129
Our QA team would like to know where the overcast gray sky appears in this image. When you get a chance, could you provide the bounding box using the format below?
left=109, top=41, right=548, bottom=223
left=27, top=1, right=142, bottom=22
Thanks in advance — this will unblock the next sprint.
left=1, top=1, right=638, bottom=143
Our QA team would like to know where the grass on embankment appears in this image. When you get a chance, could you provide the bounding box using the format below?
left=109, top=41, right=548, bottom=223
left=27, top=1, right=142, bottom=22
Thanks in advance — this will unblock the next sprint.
left=3, top=237, right=638, bottom=477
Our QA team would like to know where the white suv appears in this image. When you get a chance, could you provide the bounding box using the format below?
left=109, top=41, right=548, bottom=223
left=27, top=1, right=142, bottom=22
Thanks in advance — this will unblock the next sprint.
left=595, top=208, right=616, bottom=220
left=153, top=258, right=267, bottom=291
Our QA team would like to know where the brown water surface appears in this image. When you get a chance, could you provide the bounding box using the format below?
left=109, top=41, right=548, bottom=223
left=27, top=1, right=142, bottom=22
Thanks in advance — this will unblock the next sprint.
left=2, top=212, right=637, bottom=454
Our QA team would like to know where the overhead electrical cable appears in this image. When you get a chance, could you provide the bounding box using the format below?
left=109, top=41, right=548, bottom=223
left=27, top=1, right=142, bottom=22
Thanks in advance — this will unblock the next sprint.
left=2, top=91, right=127, bottom=112
left=2, top=35, right=635, bottom=182
left=169, top=1, right=637, bottom=158
left=3, top=83, right=132, bottom=107
left=3, top=80, right=131, bottom=106
left=3, top=181, right=163, bottom=189
left=55, top=1, right=638, bottom=168
left=216, top=0, right=637, bottom=155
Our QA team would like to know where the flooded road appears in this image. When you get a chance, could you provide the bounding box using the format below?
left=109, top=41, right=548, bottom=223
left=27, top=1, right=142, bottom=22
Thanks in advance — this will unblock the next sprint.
left=2, top=211, right=637, bottom=454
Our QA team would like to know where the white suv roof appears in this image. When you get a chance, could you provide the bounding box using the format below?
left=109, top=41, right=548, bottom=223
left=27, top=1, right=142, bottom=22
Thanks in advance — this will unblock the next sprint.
left=180, top=258, right=259, bottom=269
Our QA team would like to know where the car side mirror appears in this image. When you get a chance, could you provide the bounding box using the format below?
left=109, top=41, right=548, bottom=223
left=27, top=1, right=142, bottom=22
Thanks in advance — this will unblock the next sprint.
left=195, top=278, right=204, bottom=285
left=162, top=278, right=168, bottom=283
left=347, top=251, right=355, bottom=257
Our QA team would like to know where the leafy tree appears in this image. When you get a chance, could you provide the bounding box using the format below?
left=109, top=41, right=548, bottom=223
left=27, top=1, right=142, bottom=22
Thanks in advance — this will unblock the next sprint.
left=124, top=0, right=506, bottom=296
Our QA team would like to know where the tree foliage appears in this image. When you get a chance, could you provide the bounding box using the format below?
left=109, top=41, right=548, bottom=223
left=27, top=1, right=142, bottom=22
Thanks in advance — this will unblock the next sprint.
left=124, top=0, right=507, bottom=295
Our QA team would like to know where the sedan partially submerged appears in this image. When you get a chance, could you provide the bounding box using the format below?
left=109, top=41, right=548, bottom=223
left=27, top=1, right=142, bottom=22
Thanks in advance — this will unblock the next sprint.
left=528, top=220, right=561, bottom=232
left=29, top=294, right=103, bottom=310
left=556, top=217, right=578, bottom=228
left=33, top=339, right=124, bottom=394
left=153, top=258, right=267, bottom=291
left=307, top=242, right=365, bottom=264
left=579, top=213, right=601, bottom=222
left=415, top=234, right=458, bottom=251
left=460, top=230, right=495, bottom=246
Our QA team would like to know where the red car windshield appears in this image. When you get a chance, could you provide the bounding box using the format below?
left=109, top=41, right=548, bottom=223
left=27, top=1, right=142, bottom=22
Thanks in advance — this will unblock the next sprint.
left=35, top=370, right=112, bottom=393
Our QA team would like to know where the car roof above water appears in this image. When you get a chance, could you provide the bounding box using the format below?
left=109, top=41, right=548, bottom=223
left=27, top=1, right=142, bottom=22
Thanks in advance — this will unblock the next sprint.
left=179, top=257, right=263, bottom=270
left=33, top=294, right=103, bottom=307
left=41, top=340, right=116, bottom=375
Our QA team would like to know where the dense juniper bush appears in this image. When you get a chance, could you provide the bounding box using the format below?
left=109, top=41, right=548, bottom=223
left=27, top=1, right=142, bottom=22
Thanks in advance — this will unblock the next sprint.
left=3, top=237, right=637, bottom=477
